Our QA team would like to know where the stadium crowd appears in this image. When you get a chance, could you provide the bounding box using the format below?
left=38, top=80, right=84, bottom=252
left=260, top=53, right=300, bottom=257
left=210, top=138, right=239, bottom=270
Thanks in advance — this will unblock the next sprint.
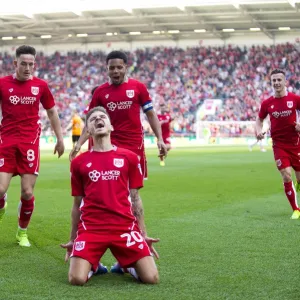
left=0, top=42, right=300, bottom=136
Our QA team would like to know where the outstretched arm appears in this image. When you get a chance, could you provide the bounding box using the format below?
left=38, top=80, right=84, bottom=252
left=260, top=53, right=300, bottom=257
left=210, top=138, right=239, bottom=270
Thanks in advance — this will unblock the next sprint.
left=60, top=196, right=82, bottom=262
left=46, top=107, right=65, bottom=157
left=255, top=116, right=265, bottom=140
left=69, top=126, right=89, bottom=161
left=145, top=110, right=167, bottom=157
left=130, top=189, right=159, bottom=258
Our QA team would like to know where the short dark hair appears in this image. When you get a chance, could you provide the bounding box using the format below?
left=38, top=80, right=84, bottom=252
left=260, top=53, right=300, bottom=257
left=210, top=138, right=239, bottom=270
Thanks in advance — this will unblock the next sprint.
left=85, top=106, right=110, bottom=126
left=91, top=86, right=98, bottom=96
left=16, top=45, right=36, bottom=58
left=270, top=69, right=285, bottom=77
left=106, top=51, right=128, bottom=64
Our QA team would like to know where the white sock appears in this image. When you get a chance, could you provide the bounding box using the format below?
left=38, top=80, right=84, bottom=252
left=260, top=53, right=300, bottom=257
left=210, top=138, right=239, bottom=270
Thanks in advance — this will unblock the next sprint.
left=126, top=267, right=140, bottom=281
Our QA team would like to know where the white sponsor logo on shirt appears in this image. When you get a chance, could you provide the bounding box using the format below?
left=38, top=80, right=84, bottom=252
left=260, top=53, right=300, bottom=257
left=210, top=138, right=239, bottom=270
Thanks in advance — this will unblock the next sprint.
left=75, top=241, right=85, bottom=251
left=31, top=87, right=39, bottom=95
left=0, top=158, right=4, bottom=167
left=272, top=110, right=292, bottom=118
left=9, top=95, right=37, bottom=105
left=89, top=169, right=121, bottom=181
left=113, top=158, right=124, bottom=168
left=107, top=101, right=133, bottom=111
left=126, top=90, right=135, bottom=98
left=89, top=170, right=101, bottom=182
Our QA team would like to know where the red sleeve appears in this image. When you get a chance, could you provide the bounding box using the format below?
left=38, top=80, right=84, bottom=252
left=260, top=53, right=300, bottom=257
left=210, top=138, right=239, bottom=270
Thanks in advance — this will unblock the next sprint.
left=70, top=157, right=84, bottom=196
left=40, top=83, right=55, bottom=110
left=88, top=89, right=102, bottom=111
left=258, top=100, right=268, bottom=120
left=128, top=152, right=143, bottom=189
left=138, top=81, right=153, bottom=113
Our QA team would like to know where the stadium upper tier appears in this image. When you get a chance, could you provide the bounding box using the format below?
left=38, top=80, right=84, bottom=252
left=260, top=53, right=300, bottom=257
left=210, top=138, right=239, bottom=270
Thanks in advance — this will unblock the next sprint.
left=0, top=43, right=299, bottom=135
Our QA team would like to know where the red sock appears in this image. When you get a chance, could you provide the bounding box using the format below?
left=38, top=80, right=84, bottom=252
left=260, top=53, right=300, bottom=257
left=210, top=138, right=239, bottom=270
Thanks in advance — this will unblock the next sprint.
left=18, top=196, right=35, bottom=229
left=284, top=182, right=299, bottom=211
left=0, top=194, right=7, bottom=209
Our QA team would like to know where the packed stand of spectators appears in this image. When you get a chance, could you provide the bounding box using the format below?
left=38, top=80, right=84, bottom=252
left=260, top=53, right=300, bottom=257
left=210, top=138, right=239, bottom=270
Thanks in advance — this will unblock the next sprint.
left=0, top=43, right=300, bottom=136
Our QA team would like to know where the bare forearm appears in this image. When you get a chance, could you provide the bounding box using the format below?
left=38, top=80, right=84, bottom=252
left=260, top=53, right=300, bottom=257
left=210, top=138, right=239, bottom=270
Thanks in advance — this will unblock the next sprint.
left=76, top=126, right=89, bottom=149
left=47, top=108, right=63, bottom=141
left=130, top=189, right=147, bottom=237
left=255, top=117, right=264, bottom=134
left=146, top=111, right=163, bottom=140
left=70, top=203, right=81, bottom=241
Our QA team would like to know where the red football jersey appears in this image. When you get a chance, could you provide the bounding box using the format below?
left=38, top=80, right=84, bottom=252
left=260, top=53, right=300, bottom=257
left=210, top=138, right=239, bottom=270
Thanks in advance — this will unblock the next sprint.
left=71, top=147, right=143, bottom=232
left=88, top=79, right=153, bottom=150
left=157, top=113, right=172, bottom=139
left=259, top=92, right=300, bottom=147
left=0, top=75, right=55, bottom=142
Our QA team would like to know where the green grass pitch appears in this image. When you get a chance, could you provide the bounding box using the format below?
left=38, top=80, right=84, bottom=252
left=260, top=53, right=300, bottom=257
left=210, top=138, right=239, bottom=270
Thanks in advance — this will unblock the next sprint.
left=1, top=146, right=299, bottom=300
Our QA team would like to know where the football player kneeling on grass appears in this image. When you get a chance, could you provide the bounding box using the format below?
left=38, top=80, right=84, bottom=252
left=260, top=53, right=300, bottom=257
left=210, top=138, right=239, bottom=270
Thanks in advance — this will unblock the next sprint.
left=61, top=106, right=159, bottom=285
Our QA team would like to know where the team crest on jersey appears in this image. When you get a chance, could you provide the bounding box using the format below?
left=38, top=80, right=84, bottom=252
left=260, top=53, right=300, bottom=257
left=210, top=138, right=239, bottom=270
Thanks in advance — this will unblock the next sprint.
left=31, top=86, right=39, bottom=95
left=9, top=88, right=13, bottom=93
left=75, top=241, right=85, bottom=251
left=287, top=101, right=293, bottom=108
left=105, top=94, right=109, bottom=99
left=0, top=158, right=4, bottom=167
left=113, top=158, right=124, bottom=168
left=126, top=90, right=135, bottom=98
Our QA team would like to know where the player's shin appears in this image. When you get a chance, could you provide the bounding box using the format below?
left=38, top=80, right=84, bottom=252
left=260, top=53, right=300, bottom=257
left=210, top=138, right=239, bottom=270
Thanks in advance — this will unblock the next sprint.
left=283, top=182, right=299, bottom=211
left=0, top=194, right=8, bottom=222
left=18, top=196, right=35, bottom=229
left=0, top=193, right=7, bottom=209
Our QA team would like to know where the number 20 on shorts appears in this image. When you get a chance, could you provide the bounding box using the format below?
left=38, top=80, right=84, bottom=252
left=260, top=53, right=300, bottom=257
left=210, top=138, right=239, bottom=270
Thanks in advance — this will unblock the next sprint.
left=120, top=231, right=143, bottom=247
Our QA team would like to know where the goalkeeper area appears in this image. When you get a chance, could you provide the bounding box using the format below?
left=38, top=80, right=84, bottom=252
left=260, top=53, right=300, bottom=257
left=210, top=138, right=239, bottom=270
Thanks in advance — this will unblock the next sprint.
left=1, top=146, right=298, bottom=300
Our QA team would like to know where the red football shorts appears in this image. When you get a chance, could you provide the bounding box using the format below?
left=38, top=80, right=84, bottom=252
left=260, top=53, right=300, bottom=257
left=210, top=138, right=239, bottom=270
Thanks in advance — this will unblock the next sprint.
left=0, top=141, right=40, bottom=175
left=273, top=145, right=300, bottom=171
left=71, top=225, right=152, bottom=272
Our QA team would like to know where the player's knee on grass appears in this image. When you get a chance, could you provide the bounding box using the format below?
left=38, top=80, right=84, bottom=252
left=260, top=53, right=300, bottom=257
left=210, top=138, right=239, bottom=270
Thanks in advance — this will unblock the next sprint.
left=134, top=256, right=159, bottom=284
left=68, top=272, right=87, bottom=286
left=139, top=269, right=159, bottom=284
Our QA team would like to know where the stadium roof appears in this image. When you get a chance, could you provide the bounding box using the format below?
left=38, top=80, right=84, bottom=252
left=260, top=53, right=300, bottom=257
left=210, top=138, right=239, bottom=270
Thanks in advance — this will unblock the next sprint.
left=0, top=0, right=300, bottom=45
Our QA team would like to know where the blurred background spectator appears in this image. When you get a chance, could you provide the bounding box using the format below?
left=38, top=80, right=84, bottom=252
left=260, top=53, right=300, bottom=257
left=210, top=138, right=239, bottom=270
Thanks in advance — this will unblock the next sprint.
left=0, top=43, right=299, bottom=136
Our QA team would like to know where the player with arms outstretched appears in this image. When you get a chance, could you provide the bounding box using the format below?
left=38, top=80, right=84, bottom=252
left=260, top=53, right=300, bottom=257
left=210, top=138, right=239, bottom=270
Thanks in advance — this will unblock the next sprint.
left=157, top=103, right=172, bottom=166
left=70, top=51, right=167, bottom=179
left=61, top=107, right=159, bottom=285
left=256, top=69, right=300, bottom=219
left=0, top=45, right=65, bottom=246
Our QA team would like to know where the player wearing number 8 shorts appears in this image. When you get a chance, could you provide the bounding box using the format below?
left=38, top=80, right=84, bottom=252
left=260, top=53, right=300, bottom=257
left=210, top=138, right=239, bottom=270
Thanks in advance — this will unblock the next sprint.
left=61, top=107, right=159, bottom=285
left=0, top=45, right=65, bottom=246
